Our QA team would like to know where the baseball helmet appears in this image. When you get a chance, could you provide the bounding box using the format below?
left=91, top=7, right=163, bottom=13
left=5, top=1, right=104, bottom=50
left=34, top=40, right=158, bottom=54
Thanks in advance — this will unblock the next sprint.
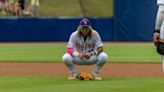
left=79, top=18, right=91, bottom=26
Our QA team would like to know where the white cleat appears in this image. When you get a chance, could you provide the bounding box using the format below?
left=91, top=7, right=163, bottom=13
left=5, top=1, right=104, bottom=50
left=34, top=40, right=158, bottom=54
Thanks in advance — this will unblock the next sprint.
left=94, top=76, right=102, bottom=80
left=68, top=76, right=77, bottom=80
left=68, top=73, right=77, bottom=80
left=92, top=71, right=102, bottom=80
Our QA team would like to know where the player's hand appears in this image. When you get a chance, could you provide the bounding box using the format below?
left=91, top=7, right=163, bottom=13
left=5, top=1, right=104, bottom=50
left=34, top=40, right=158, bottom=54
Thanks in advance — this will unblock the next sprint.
left=78, top=53, right=85, bottom=59
left=84, top=52, right=92, bottom=59
left=153, top=32, right=160, bottom=46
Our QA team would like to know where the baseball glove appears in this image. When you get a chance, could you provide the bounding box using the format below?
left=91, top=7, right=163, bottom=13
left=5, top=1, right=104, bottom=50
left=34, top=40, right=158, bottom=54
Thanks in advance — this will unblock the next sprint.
left=157, top=39, right=164, bottom=55
left=77, top=72, right=93, bottom=80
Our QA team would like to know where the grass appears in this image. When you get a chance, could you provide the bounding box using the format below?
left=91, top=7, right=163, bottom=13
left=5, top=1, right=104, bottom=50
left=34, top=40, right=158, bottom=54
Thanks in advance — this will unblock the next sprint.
left=0, top=0, right=113, bottom=17
left=0, top=43, right=162, bottom=92
left=0, top=76, right=164, bottom=92
left=38, top=0, right=82, bottom=17
left=0, top=43, right=64, bottom=62
left=81, top=0, right=113, bottom=17
left=104, top=43, right=160, bottom=62
left=0, top=42, right=161, bottom=62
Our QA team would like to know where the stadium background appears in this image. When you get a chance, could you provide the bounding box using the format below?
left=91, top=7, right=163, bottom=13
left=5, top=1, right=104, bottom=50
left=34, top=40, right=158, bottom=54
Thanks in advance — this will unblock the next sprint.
left=0, top=0, right=157, bottom=42
left=0, top=0, right=164, bottom=92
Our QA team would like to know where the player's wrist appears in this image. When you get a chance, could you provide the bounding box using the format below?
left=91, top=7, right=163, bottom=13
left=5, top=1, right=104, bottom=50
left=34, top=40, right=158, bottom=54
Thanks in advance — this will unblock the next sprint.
left=72, top=52, right=79, bottom=57
left=154, top=29, right=160, bottom=33
left=91, top=50, right=98, bottom=55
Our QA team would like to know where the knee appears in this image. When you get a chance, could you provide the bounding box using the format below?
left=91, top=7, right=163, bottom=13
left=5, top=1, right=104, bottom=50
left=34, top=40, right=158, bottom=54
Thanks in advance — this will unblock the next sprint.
left=62, top=53, right=73, bottom=63
left=98, top=52, right=108, bottom=62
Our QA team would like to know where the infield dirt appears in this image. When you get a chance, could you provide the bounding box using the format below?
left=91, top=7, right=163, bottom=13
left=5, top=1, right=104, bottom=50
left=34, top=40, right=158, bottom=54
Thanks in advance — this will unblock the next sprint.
left=0, top=62, right=164, bottom=77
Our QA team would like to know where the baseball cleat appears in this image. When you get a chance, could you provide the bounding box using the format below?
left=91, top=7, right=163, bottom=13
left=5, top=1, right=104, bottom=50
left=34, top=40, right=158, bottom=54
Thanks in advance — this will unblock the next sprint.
left=68, top=72, right=78, bottom=80
left=68, top=76, right=77, bottom=80
left=94, top=76, right=102, bottom=80
left=91, top=71, right=102, bottom=80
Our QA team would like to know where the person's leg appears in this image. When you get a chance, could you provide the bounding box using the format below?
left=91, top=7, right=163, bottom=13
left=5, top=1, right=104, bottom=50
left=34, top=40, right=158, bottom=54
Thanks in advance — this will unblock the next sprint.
left=161, top=56, right=164, bottom=72
left=73, top=55, right=97, bottom=65
left=93, top=52, right=108, bottom=74
left=63, top=52, right=108, bottom=80
left=91, top=52, right=108, bottom=80
left=62, top=53, right=78, bottom=79
left=160, top=21, right=164, bottom=73
left=31, top=5, right=37, bottom=16
left=73, top=52, right=108, bottom=74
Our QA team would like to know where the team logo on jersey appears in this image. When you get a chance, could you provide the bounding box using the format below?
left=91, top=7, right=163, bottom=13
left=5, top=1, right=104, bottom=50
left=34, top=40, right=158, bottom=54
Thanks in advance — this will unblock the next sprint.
left=75, top=43, right=95, bottom=49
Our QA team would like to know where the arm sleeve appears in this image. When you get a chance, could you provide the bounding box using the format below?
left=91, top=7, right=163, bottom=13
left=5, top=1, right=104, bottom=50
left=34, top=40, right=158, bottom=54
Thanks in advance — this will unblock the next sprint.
left=94, top=31, right=103, bottom=48
left=155, top=5, right=164, bottom=30
left=67, top=32, right=75, bottom=48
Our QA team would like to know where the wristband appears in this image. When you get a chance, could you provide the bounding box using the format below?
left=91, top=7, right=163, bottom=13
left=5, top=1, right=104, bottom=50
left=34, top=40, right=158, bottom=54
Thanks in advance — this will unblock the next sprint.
left=154, top=30, right=160, bottom=33
left=91, top=50, right=98, bottom=55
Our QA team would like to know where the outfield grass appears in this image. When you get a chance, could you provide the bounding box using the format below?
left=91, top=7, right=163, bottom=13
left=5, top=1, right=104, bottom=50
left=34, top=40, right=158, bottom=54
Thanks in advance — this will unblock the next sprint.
left=0, top=42, right=161, bottom=62
left=104, top=43, right=160, bottom=62
left=0, top=76, right=164, bottom=92
left=77, top=0, right=113, bottom=17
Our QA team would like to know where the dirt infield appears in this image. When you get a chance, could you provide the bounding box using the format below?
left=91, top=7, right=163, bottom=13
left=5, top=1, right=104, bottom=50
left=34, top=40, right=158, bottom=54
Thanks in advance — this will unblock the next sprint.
left=0, top=62, right=164, bottom=77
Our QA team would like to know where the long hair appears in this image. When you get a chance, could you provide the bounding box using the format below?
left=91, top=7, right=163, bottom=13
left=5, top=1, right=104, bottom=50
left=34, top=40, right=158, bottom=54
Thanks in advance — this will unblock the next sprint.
left=77, top=26, right=92, bottom=37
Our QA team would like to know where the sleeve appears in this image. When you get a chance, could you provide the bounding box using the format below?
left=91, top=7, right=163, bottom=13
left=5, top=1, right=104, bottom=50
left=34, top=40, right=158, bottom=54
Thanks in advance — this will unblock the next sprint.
left=94, top=31, right=103, bottom=48
left=155, top=5, right=164, bottom=30
left=67, top=32, right=75, bottom=49
left=66, top=32, right=79, bottom=56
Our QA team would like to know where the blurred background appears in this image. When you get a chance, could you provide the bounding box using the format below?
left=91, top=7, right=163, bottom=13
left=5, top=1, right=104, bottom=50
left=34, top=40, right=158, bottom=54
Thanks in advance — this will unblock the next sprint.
left=0, top=1, right=163, bottom=92
left=0, top=0, right=157, bottom=42
left=0, top=0, right=160, bottom=62
left=0, top=0, right=113, bottom=17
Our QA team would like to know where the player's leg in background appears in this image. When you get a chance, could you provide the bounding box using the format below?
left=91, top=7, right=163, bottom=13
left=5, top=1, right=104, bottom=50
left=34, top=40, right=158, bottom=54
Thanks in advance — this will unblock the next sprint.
left=92, top=52, right=108, bottom=75
left=62, top=53, right=78, bottom=77
left=162, top=56, right=164, bottom=72
left=160, top=21, right=164, bottom=72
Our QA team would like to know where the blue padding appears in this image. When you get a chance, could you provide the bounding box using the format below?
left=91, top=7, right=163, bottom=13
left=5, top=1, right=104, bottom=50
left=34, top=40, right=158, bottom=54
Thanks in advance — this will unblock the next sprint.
left=114, top=0, right=158, bottom=41
left=0, top=18, right=113, bottom=42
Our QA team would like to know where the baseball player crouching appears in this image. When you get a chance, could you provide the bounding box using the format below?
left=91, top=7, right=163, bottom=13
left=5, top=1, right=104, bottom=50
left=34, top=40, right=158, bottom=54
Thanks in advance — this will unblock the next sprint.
left=62, top=18, right=108, bottom=80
